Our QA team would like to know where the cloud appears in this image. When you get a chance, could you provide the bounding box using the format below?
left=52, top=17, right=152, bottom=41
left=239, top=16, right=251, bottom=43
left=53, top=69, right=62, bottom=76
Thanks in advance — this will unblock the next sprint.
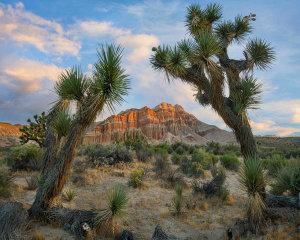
left=0, top=2, right=80, bottom=56
left=261, top=99, right=300, bottom=124
left=250, top=120, right=300, bottom=136
left=73, top=20, right=130, bottom=37
left=117, top=34, right=159, bottom=63
left=71, top=20, right=159, bottom=63
left=0, top=58, right=63, bottom=93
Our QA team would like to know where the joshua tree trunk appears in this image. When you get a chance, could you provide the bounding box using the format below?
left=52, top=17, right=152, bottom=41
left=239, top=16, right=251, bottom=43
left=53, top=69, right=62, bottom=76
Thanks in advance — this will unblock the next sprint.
left=217, top=105, right=257, bottom=158
left=29, top=122, right=87, bottom=218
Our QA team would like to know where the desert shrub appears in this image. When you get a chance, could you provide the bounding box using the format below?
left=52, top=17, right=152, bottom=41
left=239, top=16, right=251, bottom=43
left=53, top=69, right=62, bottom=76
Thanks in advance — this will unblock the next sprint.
left=221, top=143, right=241, bottom=156
left=84, top=144, right=111, bottom=161
left=0, top=167, right=10, bottom=197
left=262, top=154, right=288, bottom=176
left=64, top=188, right=75, bottom=201
left=221, top=188, right=229, bottom=201
left=166, top=168, right=184, bottom=187
left=129, top=168, right=144, bottom=188
left=124, top=133, right=148, bottom=150
left=26, top=175, right=39, bottom=190
left=175, top=146, right=185, bottom=155
left=191, top=162, right=205, bottom=177
left=239, top=158, right=267, bottom=233
left=205, top=141, right=221, bottom=155
left=209, top=154, right=218, bottom=165
left=220, top=153, right=240, bottom=171
left=271, top=161, right=300, bottom=196
left=109, top=144, right=133, bottom=164
left=171, top=152, right=182, bottom=165
left=95, top=184, right=128, bottom=235
left=173, top=183, right=183, bottom=214
left=193, top=167, right=227, bottom=197
left=191, top=148, right=211, bottom=169
left=167, top=146, right=173, bottom=154
left=86, top=144, right=133, bottom=166
left=154, top=151, right=170, bottom=177
left=136, top=146, right=153, bottom=162
left=5, top=144, right=44, bottom=171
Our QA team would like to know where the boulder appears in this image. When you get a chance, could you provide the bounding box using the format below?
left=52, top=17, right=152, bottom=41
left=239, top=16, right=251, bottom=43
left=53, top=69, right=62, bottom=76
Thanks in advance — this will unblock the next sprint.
left=0, top=201, right=29, bottom=240
left=151, top=224, right=183, bottom=240
left=114, top=230, right=134, bottom=240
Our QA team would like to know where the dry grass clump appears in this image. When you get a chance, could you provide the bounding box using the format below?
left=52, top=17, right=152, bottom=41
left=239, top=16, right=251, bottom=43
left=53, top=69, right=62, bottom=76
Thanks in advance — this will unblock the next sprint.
left=128, top=168, right=144, bottom=188
left=26, top=175, right=39, bottom=190
left=32, top=230, right=45, bottom=240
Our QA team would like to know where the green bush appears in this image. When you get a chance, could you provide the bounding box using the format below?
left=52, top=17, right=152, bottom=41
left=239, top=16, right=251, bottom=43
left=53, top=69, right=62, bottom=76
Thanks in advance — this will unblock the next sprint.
left=220, top=153, right=240, bottom=171
left=85, top=144, right=133, bottom=166
left=205, top=141, right=221, bottom=155
left=262, top=154, right=288, bottom=176
left=129, top=168, right=144, bottom=188
left=271, top=161, right=300, bottom=196
left=0, top=167, right=10, bottom=197
left=191, top=162, right=205, bottom=177
left=5, top=144, right=44, bottom=171
left=191, top=148, right=211, bottom=169
left=171, top=152, right=182, bottom=164
left=175, top=146, right=185, bottom=155
left=136, top=146, right=153, bottom=162
left=154, top=152, right=170, bottom=177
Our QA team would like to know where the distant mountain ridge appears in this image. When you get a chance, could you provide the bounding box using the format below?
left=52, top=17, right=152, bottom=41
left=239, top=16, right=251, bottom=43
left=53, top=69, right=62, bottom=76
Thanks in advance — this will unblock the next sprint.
left=82, top=102, right=236, bottom=145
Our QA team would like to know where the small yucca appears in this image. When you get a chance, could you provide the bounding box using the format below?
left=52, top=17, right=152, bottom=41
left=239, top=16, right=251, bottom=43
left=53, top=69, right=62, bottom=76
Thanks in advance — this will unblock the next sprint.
left=173, top=183, right=183, bottom=214
left=95, top=184, right=128, bottom=236
left=64, top=188, right=75, bottom=202
left=239, top=158, right=267, bottom=233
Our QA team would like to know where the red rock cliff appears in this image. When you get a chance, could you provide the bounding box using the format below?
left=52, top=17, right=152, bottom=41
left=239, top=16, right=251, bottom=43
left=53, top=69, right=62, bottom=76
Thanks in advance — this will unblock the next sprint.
left=82, top=102, right=235, bottom=145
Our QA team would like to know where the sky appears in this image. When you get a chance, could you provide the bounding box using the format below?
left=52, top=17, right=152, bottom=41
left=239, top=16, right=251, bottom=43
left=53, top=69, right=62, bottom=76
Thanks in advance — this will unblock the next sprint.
left=0, top=0, right=300, bottom=136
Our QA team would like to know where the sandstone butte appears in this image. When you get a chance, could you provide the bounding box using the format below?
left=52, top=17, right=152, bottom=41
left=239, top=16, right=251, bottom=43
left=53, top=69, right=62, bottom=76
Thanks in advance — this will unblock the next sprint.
left=82, top=102, right=236, bottom=145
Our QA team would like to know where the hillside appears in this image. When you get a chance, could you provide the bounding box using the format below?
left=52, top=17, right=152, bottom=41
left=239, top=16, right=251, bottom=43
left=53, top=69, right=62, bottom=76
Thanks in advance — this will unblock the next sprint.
left=83, top=102, right=236, bottom=145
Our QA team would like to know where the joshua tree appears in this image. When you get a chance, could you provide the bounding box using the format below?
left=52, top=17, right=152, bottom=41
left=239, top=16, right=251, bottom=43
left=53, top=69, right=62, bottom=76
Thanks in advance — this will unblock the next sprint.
left=150, top=3, right=275, bottom=159
left=29, top=44, right=130, bottom=218
left=19, top=112, right=46, bottom=147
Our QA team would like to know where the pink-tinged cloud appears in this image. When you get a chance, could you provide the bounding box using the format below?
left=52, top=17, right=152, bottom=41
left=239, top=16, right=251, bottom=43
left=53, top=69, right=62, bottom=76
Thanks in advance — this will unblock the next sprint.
left=250, top=120, right=300, bottom=136
left=1, top=58, right=63, bottom=93
left=0, top=2, right=80, bottom=56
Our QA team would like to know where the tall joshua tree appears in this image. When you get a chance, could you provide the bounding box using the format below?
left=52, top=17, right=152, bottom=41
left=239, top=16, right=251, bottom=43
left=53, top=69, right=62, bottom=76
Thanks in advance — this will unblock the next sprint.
left=150, top=3, right=275, bottom=158
left=29, top=44, right=130, bottom=218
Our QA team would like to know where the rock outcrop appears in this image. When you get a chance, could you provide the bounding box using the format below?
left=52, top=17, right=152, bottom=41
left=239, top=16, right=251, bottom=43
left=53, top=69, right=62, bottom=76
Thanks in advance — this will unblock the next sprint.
left=0, top=122, right=22, bottom=147
left=83, top=102, right=235, bottom=145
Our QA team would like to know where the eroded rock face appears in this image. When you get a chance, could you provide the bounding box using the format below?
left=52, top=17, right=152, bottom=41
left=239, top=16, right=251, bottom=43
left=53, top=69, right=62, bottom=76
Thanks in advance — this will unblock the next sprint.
left=0, top=122, right=22, bottom=147
left=83, top=102, right=235, bottom=145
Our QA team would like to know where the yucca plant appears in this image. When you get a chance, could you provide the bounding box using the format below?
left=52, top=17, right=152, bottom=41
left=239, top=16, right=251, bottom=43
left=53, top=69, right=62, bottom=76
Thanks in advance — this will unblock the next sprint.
left=173, top=183, right=183, bottom=214
left=51, top=110, right=74, bottom=139
left=150, top=3, right=275, bottom=159
left=271, top=160, right=300, bottom=196
left=29, top=44, right=130, bottom=217
left=63, top=188, right=75, bottom=202
left=95, top=184, right=128, bottom=236
left=239, top=158, right=267, bottom=233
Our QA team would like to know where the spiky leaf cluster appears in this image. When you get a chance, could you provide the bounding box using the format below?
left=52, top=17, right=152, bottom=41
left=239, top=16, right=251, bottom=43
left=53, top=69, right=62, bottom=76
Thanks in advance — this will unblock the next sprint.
left=19, top=112, right=46, bottom=147
left=150, top=2, right=275, bottom=117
